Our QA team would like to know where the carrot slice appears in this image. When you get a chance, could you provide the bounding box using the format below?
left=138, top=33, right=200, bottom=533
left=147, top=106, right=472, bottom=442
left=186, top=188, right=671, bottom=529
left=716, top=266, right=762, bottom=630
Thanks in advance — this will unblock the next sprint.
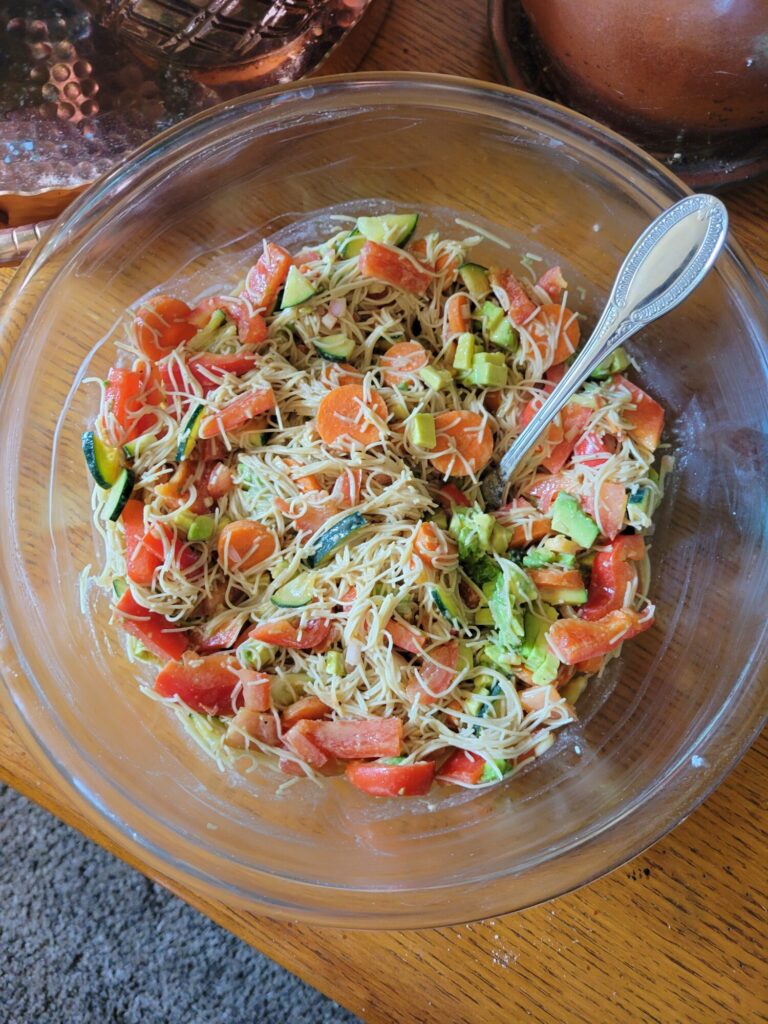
left=217, top=520, right=277, bottom=573
left=429, top=411, right=494, bottom=477
left=380, top=342, right=429, bottom=387
left=412, top=521, right=458, bottom=568
left=199, top=385, right=276, bottom=440
left=358, top=241, right=431, bottom=294
left=134, top=295, right=196, bottom=362
left=320, top=362, right=363, bottom=389
left=443, top=293, right=471, bottom=341
left=529, top=303, right=581, bottom=366
left=316, top=384, right=388, bottom=448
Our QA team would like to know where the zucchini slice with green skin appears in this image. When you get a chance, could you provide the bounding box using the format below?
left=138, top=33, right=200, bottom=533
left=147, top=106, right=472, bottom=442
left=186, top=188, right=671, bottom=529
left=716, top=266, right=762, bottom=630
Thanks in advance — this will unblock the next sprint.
left=272, top=572, right=316, bottom=608
left=431, top=585, right=464, bottom=626
left=112, top=577, right=127, bottom=599
left=280, top=265, right=317, bottom=309
left=122, top=432, right=155, bottom=460
left=337, top=228, right=366, bottom=259
left=82, top=431, right=122, bottom=488
left=356, top=214, right=419, bottom=248
left=459, top=262, right=490, bottom=302
left=176, top=403, right=205, bottom=461
left=313, top=333, right=354, bottom=362
left=103, top=468, right=135, bottom=522
left=306, top=512, right=368, bottom=568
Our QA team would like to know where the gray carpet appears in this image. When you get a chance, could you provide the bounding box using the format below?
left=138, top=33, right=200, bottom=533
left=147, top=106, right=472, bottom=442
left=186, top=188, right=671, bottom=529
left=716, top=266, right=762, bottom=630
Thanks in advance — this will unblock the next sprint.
left=0, top=784, right=361, bottom=1024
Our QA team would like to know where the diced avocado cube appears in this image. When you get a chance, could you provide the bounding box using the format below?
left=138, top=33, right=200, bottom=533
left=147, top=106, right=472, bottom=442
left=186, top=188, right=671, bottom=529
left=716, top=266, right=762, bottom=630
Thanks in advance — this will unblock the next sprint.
left=489, top=317, right=518, bottom=352
left=480, top=643, right=521, bottom=671
left=419, top=365, right=452, bottom=390
left=590, top=346, right=630, bottom=380
left=325, top=650, right=345, bottom=676
left=449, top=507, right=496, bottom=557
left=187, top=515, right=215, bottom=542
left=551, top=492, right=599, bottom=549
left=465, top=685, right=490, bottom=717
left=472, top=362, right=507, bottom=388
left=480, top=758, right=512, bottom=782
left=522, top=548, right=555, bottom=568
left=453, top=332, right=476, bottom=370
left=237, top=640, right=275, bottom=670
left=409, top=413, right=437, bottom=449
left=459, top=262, right=490, bottom=301
left=429, top=510, right=448, bottom=529
left=473, top=351, right=506, bottom=366
left=474, top=607, right=495, bottom=626
left=172, top=509, right=196, bottom=534
left=541, top=586, right=588, bottom=606
left=457, top=643, right=474, bottom=671
left=491, top=522, right=511, bottom=554
left=479, top=301, right=505, bottom=335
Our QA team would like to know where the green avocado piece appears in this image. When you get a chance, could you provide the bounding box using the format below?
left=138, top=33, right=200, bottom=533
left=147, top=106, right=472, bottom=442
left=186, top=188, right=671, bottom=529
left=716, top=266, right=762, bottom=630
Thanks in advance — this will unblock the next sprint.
left=550, top=492, right=599, bottom=549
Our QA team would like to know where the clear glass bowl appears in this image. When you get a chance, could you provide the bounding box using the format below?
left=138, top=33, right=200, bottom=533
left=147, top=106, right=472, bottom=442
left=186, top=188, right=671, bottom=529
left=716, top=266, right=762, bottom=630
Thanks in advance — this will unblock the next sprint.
left=0, top=74, right=766, bottom=929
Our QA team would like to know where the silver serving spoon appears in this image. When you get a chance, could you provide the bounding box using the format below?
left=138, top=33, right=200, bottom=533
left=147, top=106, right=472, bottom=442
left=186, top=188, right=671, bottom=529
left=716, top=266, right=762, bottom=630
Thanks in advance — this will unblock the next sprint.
left=481, top=193, right=728, bottom=508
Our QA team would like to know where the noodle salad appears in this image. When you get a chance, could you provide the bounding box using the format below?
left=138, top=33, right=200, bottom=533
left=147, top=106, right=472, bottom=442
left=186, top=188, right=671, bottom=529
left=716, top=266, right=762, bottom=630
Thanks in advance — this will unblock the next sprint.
left=81, top=212, right=670, bottom=797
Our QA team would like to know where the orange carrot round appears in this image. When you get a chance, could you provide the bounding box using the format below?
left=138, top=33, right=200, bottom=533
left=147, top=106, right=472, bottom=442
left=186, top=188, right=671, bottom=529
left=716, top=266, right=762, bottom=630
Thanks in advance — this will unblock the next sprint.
left=443, top=293, right=471, bottom=340
left=217, top=520, right=277, bottom=573
left=316, top=385, right=387, bottom=448
left=380, top=342, right=428, bottom=387
left=412, top=521, right=458, bottom=568
left=529, top=303, right=581, bottom=365
left=429, top=411, right=494, bottom=477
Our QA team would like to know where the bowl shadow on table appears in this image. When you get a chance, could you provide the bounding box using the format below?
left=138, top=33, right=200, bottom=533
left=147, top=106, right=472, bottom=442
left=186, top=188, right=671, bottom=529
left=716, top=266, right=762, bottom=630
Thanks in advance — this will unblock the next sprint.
left=2, top=81, right=766, bottom=925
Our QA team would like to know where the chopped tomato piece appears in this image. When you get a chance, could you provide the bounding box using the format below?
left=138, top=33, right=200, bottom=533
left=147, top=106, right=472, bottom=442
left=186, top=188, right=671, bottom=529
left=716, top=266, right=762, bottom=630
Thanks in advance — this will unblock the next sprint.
left=224, top=708, right=279, bottom=748
left=249, top=618, right=333, bottom=651
left=134, top=295, right=195, bottom=362
left=244, top=242, right=292, bottom=313
left=281, top=695, right=331, bottom=731
left=104, top=367, right=158, bottom=444
left=283, top=719, right=328, bottom=767
left=409, top=237, right=458, bottom=274
left=522, top=388, right=592, bottom=473
left=573, top=430, right=614, bottom=468
left=330, top=468, right=363, bottom=508
left=199, top=385, right=276, bottom=440
left=346, top=760, right=435, bottom=797
left=115, top=589, right=189, bottom=661
left=190, top=296, right=267, bottom=347
left=435, top=483, right=471, bottom=509
left=613, top=374, right=665, bottom=451
left=275, top=494, right=340, bottom=537
left=195, top=616, right=244, bottom=654
left=154, top=651, right=242, bottom=714
left=123, top=501, right=198, bottom=586
left=575, top=655, right=604, bottom=674
left=548, top=607, right=654, bottom=665
left=537, top=265, right=568, bottom=301
left=592, top=480, right=628, bottom=540
left=409, top=640, right=459, bottom=705
left=241, top=671, right=272, bottom=712
left=307, top=718, right=403, bottom=759
left=358, top=241, right=431, bottom=294
left=189, top=351, right=259, bottom=393
left=581, top=534, right=645, bottom=621
left=489, top=268, right=537, bottom=325
left=437, top=748, right=485, bottom=785
left=520, top=684, right=561, bottom=712
left=385, top=619, right=427, bottom=655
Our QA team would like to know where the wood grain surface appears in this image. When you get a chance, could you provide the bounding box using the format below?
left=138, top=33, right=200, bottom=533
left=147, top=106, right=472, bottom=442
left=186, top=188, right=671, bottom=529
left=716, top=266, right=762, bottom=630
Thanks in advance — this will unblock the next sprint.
left=1, top=1, right=766, bottom=1022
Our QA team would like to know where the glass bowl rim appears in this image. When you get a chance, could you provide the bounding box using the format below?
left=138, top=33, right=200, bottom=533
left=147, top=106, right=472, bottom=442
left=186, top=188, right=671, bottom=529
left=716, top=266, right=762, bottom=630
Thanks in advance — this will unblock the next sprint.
left=0, top=72, right=766, bottom=928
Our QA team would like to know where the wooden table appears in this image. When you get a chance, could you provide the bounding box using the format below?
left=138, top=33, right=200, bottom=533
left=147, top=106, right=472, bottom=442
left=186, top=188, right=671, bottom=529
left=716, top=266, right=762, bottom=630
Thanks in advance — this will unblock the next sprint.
left=1, top=3, right=766, bottom=1022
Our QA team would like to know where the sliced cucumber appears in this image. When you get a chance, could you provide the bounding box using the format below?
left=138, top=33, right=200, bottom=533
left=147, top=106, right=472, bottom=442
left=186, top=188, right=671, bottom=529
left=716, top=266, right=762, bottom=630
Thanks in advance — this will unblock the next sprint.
left=306, top=512, right=368, bottom=568
left=313, top=333, right=354, bottom=362
left=82, top=431, right=122, bottom=488
left=337, top=228, right=365, bottom=259
left=123, top=432, right=155, bottom=460
left=431, top=585, right=464, bottom=626
left=459, top=262, right=490, bottom=302
left=103, top=468, right=135, bottom=522
left=176, top=403, right=205, bottom=461
left=356, top=213, right=419, bottom=248
left=280, top=265, right=317, bottom=309
left=272, top=572, right=316, bottom=608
